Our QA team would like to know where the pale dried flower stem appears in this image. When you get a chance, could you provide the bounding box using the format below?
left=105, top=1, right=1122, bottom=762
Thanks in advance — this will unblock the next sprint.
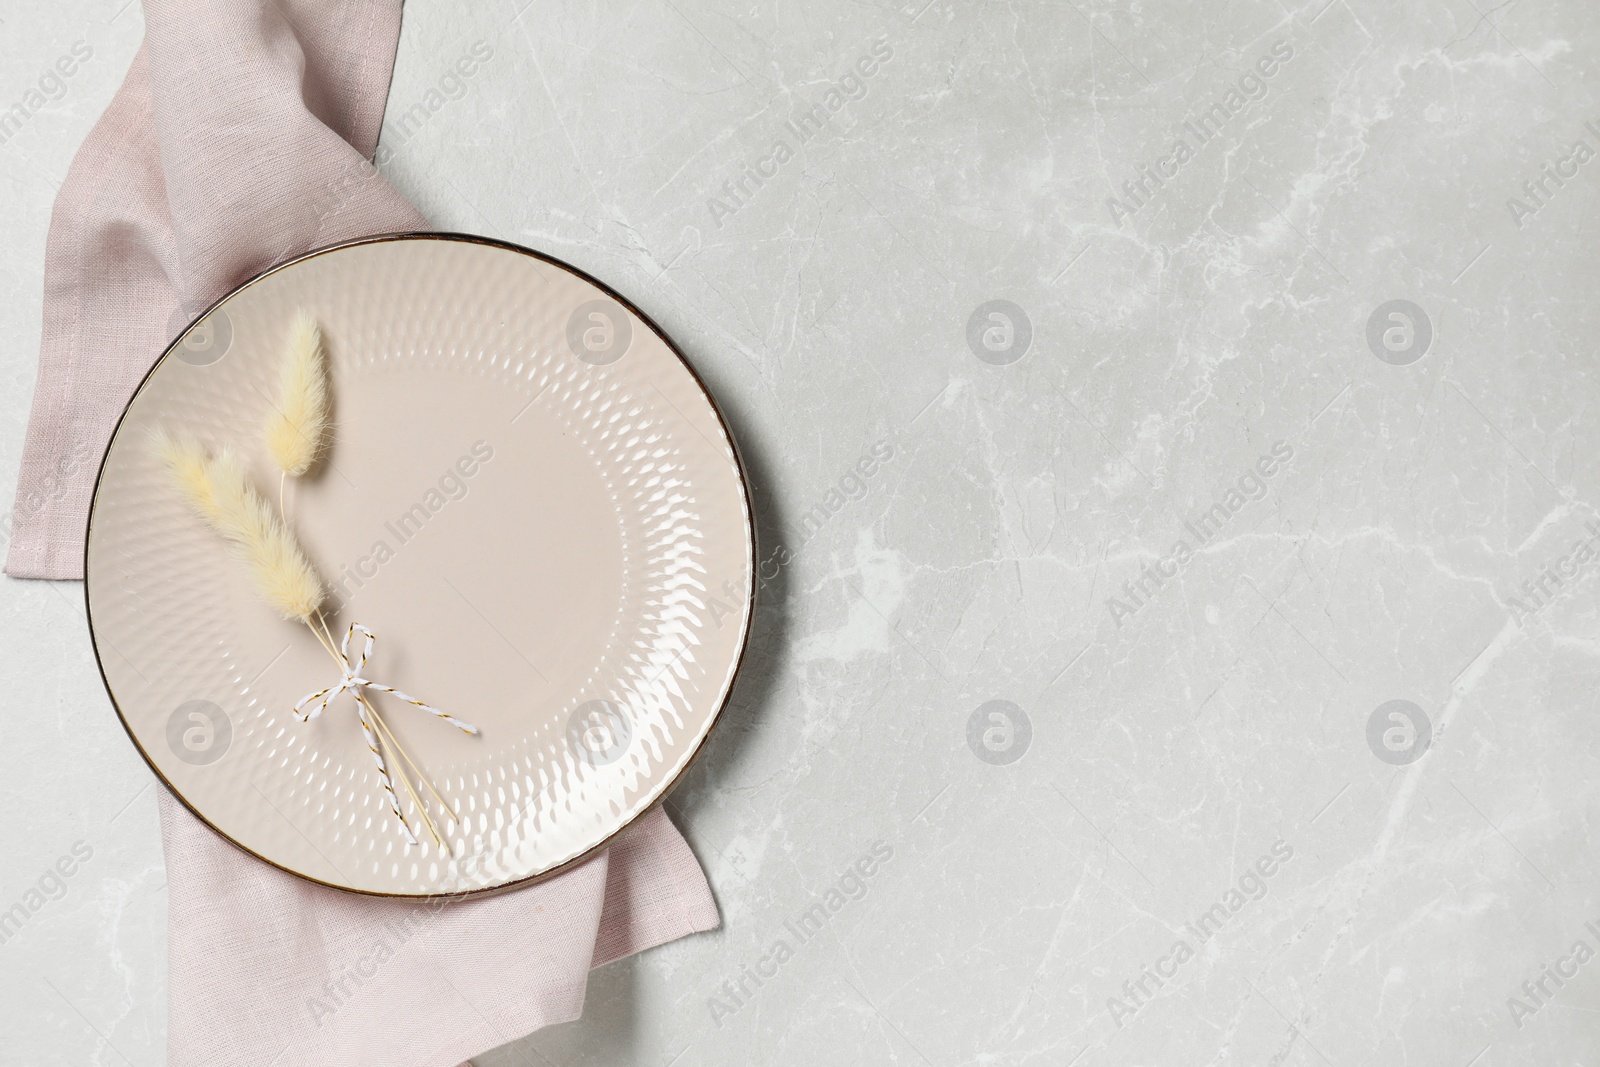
left=261, top=311, right=452, bottom=848
left=159, top=310, right=465, bottom=849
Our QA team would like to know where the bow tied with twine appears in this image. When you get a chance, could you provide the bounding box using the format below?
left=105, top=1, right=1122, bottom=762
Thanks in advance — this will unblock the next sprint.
left=294, top=623, right=478, bottom=845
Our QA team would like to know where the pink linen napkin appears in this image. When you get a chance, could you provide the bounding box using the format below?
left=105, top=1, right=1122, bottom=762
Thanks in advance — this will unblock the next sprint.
left=6, top=2, right=720, bottom=1064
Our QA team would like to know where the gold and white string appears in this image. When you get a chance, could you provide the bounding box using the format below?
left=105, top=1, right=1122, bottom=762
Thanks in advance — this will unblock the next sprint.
left=294, top=622, right=478, bottom=846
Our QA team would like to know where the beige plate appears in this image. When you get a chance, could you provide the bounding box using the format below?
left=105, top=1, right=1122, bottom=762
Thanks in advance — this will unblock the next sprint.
left=86, top=234, right=754, bottom=897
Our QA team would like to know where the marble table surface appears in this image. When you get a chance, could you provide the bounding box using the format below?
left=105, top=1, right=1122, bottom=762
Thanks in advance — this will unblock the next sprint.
left=4, top=1, right=1599, bottom=1064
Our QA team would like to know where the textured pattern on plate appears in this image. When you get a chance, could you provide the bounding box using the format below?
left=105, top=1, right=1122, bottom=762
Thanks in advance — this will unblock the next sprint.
left=85, top=236, right=754, bottom=896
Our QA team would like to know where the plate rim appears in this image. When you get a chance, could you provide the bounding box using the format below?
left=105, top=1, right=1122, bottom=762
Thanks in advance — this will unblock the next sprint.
left=83, top=230, right=758, bottom=899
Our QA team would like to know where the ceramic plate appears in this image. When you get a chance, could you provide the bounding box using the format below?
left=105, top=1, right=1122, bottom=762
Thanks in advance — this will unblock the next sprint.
left=86, top=234, right=754, bottom=897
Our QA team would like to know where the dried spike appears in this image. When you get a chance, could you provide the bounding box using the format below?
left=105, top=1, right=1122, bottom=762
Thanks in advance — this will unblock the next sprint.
left=264, top=310, right=329, bottom=478
left=155, top=434, right=325, bottom=622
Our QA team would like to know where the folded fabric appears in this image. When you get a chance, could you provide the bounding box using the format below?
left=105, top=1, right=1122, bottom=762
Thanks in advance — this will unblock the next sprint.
left=165, top=792, right=717, bottom=1065
left=5, top=2, right=719, bottom=1064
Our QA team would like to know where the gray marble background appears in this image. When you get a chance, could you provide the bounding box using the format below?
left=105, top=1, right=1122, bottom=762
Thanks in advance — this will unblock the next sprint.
left=4, top=0, right=1599, bottom=1063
